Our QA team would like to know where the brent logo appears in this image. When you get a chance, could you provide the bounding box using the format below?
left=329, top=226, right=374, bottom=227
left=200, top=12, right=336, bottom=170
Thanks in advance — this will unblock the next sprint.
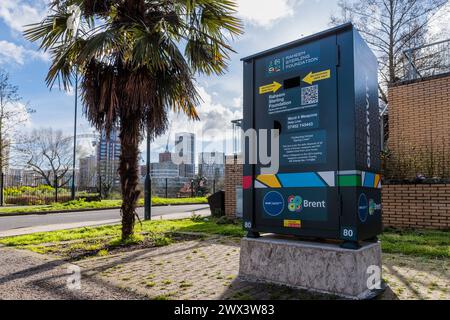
left=369, top=198, right=381, bottom=215
left=287, top=195, right=326, bottom=213
left=288, top=195, right=303, bottom=213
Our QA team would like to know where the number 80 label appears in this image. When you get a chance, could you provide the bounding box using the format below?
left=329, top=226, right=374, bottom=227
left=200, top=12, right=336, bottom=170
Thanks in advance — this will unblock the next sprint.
left=341, top=227, right=357, bottom=240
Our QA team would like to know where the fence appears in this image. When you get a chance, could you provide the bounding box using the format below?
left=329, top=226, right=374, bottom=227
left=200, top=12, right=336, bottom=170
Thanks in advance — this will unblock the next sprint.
left=403, top=39, right=450, bottom=80
left=148, top=176, right=225, bottom=199
left=1, top=173, right=100, bottom=205
left=1, top=173, right=224, bottom=206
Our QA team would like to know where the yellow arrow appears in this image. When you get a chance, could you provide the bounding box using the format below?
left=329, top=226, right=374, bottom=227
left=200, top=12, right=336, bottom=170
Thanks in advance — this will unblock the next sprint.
left=259, top=81, right=282, bottom=94
left=302, top=69, right=331, bottom=85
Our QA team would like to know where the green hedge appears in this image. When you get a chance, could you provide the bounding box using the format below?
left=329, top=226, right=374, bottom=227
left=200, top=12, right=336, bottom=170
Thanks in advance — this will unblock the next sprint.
left=4, top=185, right=56, bottom=196
left=4, top=186, right=99, bottom=205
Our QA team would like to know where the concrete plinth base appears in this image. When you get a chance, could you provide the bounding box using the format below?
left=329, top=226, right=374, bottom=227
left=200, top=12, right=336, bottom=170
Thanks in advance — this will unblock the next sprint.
left=239, top=235, right=383, bottom=299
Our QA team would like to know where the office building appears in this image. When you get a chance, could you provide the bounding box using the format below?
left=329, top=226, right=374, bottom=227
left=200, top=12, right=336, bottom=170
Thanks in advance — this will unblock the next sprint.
left=97, top=127, right=121, bottom=187
left=198, top=151, right=225, bottom=179
left=174, top=132, right=195, bottom=178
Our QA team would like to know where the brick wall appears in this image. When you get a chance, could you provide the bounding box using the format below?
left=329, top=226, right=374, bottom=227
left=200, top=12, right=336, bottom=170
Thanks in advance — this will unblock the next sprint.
left=224, top=156, right=243, bottom=217
left=382, top=184, right=450, bottom=229
left=388, top=74, right=450, bottom=177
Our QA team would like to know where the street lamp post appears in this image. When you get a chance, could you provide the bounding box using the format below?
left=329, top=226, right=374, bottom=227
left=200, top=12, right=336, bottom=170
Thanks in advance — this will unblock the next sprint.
left=144, top=128, right=151, bottom=220
left=71, top=73, right=78, bottom=200
left=67, top=4, right=81, bottom=201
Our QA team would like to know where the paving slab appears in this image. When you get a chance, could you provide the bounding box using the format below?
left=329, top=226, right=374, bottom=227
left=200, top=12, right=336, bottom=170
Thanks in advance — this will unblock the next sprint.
left=0, top=246, right=144, bottom=300
left=1, top=236, right=448, bottom=300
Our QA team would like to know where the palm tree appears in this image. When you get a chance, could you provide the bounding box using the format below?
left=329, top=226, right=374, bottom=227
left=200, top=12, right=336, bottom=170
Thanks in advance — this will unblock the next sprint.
left=25, top=0, right=242, bottom=240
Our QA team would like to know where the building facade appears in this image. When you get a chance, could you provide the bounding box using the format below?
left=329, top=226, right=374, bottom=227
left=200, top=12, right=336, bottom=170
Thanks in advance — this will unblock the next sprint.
left=159, top=149, right=172, bottom=163
left=150, top=162, right=179, bottom=178
left=198, top=151, right=225, bottom=179
left=174, top=132, right=195, bottom=178
left=97, top=127, right=121, bottom=188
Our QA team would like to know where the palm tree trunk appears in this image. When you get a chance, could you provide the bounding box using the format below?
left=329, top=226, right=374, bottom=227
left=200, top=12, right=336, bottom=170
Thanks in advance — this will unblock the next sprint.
left=119, top=115, right=141, bottom=240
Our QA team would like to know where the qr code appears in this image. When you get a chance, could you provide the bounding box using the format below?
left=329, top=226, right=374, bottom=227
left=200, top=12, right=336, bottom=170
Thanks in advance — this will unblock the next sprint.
left=301, top=85, right=319, bottom=105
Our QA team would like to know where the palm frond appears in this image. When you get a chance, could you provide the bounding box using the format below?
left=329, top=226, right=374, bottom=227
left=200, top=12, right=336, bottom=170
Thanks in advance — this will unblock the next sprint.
left=23, top=0, right=243, bottom=140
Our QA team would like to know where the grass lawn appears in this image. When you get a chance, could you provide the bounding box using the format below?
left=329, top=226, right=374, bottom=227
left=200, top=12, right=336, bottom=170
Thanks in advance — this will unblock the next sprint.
left=380, top=228, right=449, bottom=258
left=0, top=218, right=447, bottom=260
left=0, top=197, right=208, bottom=215
left=0, top=217, right=243, bottom=259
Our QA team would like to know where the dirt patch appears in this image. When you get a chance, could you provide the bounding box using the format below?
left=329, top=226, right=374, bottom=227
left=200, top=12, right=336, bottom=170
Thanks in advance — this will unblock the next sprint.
left=34, top=232, right=207, bottom=262
left=379, top=253, right=449, bottom=300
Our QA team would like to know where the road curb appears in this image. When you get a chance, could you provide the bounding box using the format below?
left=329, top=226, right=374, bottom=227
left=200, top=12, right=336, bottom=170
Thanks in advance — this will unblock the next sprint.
left=0, top=203, right=209, bottom=217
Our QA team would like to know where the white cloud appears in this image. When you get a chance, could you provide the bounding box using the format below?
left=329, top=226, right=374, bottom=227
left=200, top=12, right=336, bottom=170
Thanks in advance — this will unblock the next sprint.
left=3, top=101, right=32, bottom=133
left=236, top=0, right=301, bottom=28
left=0, top=40, right=50, bottom=65
left=149, top=86, right=242, bottom=158
left=232, top=96, right=243, bottom=109
left=0, top=0, right=48, bottom=33
left=428, top=2, right=450, bottom=41
left=65, top=85, right=75, bottom=96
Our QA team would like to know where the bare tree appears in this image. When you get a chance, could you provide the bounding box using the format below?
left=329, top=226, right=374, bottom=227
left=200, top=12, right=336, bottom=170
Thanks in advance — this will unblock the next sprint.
left=0, top=69, right=34, bottom=176
left=17, top=128, right=73, bottom=201
left=331, top=0, right=448, bottom=104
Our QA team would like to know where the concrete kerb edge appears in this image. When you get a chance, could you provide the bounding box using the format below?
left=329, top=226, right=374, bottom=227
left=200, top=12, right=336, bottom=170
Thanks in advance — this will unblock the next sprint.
left=0, top=203, right=209, bottom=217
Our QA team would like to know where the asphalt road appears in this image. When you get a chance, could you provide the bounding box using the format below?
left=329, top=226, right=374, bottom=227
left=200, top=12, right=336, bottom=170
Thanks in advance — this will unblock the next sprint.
left=0, top=204, right=209, bottom=232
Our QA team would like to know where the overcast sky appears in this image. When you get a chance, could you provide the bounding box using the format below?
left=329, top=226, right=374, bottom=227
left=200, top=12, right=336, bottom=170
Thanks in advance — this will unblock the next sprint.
left=0, top=0, right=448, bottom=164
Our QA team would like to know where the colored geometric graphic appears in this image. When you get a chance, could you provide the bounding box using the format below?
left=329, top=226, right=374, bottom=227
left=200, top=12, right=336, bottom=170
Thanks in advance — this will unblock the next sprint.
left=374, top=174, right=382, bottom=189
left=256, top=174, right=281, bottom=188
left=363, top=172, right=375, bottom=188
left=277, top=172, right=326, bottom=187
left=242, top=176, right=252, bottom=190
left=317, top=171, right=335, bottom=187
left=254, top=181, right=267, bottom=189
left=338, top=174, right=361, bottom=187
left=253, top=171, right=381, bottom=189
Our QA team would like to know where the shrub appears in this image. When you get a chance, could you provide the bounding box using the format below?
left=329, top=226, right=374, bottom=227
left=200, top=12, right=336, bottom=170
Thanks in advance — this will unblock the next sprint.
left=4, top=185, right=99, bottom=205
left=216, top=216, right=240, bottom=225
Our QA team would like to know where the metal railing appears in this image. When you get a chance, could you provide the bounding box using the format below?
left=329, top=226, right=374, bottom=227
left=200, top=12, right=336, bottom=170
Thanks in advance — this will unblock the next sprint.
left=404, top=38, right=450, bottom=80
left=1, top=173, right=223, bottom=206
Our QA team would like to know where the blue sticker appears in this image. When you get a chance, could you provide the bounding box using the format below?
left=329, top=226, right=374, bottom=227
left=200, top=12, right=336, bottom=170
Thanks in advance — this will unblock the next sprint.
left=358, top=193, right=368, bottom=223
left=263, top=191, right=284, bottom=217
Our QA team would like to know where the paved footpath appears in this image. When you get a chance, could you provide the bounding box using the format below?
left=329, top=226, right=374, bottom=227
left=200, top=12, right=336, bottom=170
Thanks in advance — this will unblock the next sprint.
left=1, top=236, right=448, bottom=300
left=0, top=246, right=144, bottom=300
left=0, top=237, right=329, bottom=300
